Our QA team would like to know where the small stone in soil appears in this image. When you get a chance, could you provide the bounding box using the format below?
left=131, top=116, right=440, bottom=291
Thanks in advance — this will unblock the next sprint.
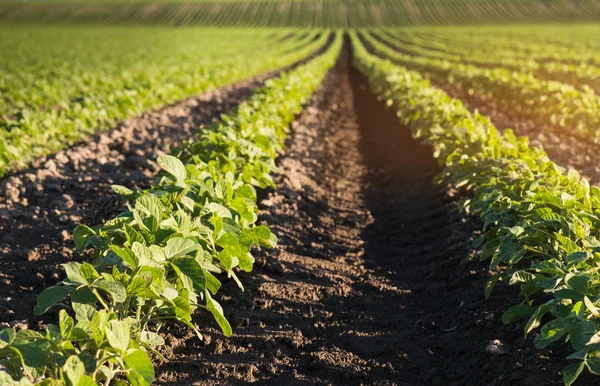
left=486, top=339, right=508, bottom=355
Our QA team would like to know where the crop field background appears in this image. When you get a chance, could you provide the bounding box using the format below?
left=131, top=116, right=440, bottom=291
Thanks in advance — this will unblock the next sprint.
left=3, top=1, right=600, bottom=385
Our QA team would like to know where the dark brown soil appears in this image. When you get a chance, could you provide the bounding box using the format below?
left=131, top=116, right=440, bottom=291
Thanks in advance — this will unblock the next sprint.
left=153, top=48, right=570, bottom=385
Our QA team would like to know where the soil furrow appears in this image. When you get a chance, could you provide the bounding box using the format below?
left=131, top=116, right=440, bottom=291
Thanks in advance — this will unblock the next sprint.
left=154, top=46, right=570, bottom=385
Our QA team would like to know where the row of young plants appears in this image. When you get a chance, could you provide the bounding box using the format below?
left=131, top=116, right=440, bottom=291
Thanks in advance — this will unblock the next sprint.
left=360, top=31, right=600, bottom=142
left=380, top=29, right=600, bottom=92
left=351, top=31, right=600, bottom=386
left=0, top=28, right=298, bottom=114
left=0, top=31, right=343, bottom=386
left=0, top=27, right=328, bottom=177
left=392, top=27, right=600, bottom=66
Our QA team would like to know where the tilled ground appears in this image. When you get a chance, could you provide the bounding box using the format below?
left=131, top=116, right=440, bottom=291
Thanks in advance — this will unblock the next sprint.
left=155, top=50, right=572, bottom=385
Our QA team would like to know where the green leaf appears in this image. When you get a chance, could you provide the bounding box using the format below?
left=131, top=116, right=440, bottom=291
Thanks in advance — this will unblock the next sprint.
left=112, top=185, right=135, bottom=196
left=64, top=355, right=85, bottom=385
left=140, top=331, right=164, bottom=347
left=124, top=349, right=155, bottom=386
left=484, top=273, right=501, bottom=299
left=563, top=362, right=585, bottom=386
left=254, top=225, right=277, bottom=248
left=105, top=320, right=130, bottom=352
left=59, top=309, right=74, bottom=339
left=111, top=245, right=139, bottom=268
left=63, top=262, right=99, bottom=285
left=171, top=258, right=206, bottom=292
left=12, top=340, right=50, bottom=379
left=587, top=353, right=600, bottom=375
left=127, top=273, right=153, bottom=296
left=509, top=270, right=536, bottom=285
left=0, top=328, right=15, bottom=349
left=164, top=237, right=199, bottom=259
left=205, top=291, right=232, bottom=337
left=205, top=271, right=221, bottom=295
left=566, top=251, right=590, bottom=266
left=158, top=155, right=186, bottom=182
left=524, top=304, right=548, bottom=336
left=568, top=275, right=591, bottom=295
left=534, top=318, right=570, bottom=349
left=502, top=304, right=534, bottom=324
left=585, top=296, right=599, bottom=316
left=94, top=279, right=127, bottom=304
left=135, top=195, right=163, bottom=222
left=73, top=225, right=96, bottom=252
left=124, top=224, right=145, bottom=247
left=206, top=203, right=232, bottom=218
left=34, top=286, right=73, bottom=315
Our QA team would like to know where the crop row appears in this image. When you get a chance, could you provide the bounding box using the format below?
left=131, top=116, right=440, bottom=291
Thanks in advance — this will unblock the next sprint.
left=0, top=28, right=330, bottom=177
left=0, top=31, right=342, bottom=386
left=360, top=31, right=600, bottom=142
left=352, top=30, right=600, bottom=386
left=2, top=0, right=600, bottom=27
left=380, top=29, right=600, bottom=91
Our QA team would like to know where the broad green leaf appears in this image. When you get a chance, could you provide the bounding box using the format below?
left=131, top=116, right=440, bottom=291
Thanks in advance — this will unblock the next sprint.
left=111, top=245, right=139, bottom=268
left=484, top=273, right=501, bottom=299
left=12, top=340, right=49, bottom=379
left=73, top=225, right=96, bottom=252
left=94, top=279, right=127, bottom=304
left=63, top=262, right=98, bottom=285
left=587, top=353, right=600, bottom=375
left=502, top=304, right=533, bottom=324
left=105, top=320, right=130, bottom=352
left=585, top=296, right=599, bottom=316
left=207, top=203, right=232, bottom=219
left=34, top=286, right=73, bottom=315
left=140, top=331, right=164, bottom=347
left=158, top=155, right=186, bottom=182
left=205, top=291, right=232, bottom=337
left=64, top=355, right=85, bottom=385
left=524, top=304, right=548, bottom=336
left=0, top=328, right=15, bottom=349
left=127, top=274, right=153, bottom=296
left=59, top=309, right=74, bottom=339
left=112, top=185, right=134, bottom=196
left=563, top=362, right=585, bottom=386
left=124, top=349, right=155, bottom=386
left=171, top=258, right=206, bottom=292
left=164, top=237, right=199, bottom=259
left=534, top=318, right=570, bottom=349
